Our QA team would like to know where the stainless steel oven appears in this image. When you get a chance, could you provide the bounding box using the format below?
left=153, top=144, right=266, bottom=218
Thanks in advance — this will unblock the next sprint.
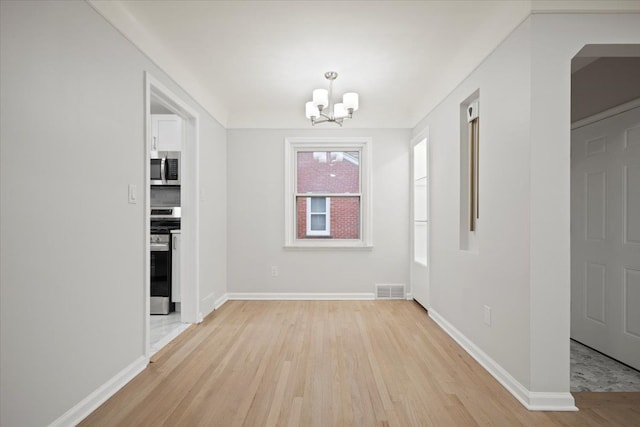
left=150, top=234, right=172, bottom=315
left=150, top=151, right=180, bottom=185
left=150, top=207, right=180, bottom=315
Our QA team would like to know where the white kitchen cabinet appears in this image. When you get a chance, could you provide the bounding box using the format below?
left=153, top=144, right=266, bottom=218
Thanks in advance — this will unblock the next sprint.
left=171, top=231, right=181, bottom=303
left=151, top=114, right=182, bottom=152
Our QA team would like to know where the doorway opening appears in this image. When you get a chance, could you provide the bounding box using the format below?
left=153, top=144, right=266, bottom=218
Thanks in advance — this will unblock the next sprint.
left=570, top=45, right=640, bottom=391
left=145, top=72, right=201, bottom=357
left=411, top=132, right=429, bottom=308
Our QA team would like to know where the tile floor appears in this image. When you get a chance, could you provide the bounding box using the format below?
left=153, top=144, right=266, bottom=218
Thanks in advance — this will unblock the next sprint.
left=570, top=339, right=640, bottom=392
left=150, top=312, right=190, bottom=355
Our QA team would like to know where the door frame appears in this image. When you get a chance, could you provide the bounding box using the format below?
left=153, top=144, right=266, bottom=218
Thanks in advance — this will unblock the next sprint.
left=410, top=129, right=430, bottom=308
left=144, top=72, right=201, bottom=358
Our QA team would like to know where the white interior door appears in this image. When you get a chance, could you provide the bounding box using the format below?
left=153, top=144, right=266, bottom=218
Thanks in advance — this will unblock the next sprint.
left=571, top=105, right=640, bottom=370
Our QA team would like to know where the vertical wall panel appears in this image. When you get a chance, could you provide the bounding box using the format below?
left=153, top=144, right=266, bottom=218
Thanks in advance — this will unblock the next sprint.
left=625, top=165, right=640, bottom=244
left=586, top=171, right=606, bottom=240
left=586, top=136, right=606, bottom=157
left=625, top=125, right=640, bottom=148
left=625, top=268, right=640, bottom=338
left=585, top=262, right=606, bottom=324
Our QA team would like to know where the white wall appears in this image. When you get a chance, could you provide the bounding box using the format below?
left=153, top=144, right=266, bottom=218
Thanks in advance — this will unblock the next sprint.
left=412, top=11, right=640, bottom=403
left=412, top=19, right=533, bottom=388
left=227, top=129, right=410, bottom=296
left=198, top=116, right=228, bottom=314
left=0, top=2, right=226, bottom=426
left=528, top=12, right=640, bottom=393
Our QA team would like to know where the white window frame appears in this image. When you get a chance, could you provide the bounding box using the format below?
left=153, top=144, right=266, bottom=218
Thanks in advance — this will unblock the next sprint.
left=306, top=196, right=331, bottom=236
left=284, top=137, right=372, bottom=249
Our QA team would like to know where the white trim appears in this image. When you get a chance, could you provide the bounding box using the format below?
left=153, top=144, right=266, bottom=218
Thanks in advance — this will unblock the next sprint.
left=306, top=196, right=331, bottom=236
left=144, top=72, right=201, bottom=361
left=410, top=130, right=430, bottom=309
left=428, top=309, right=577, bottom=412
left=48, top=356, right=148, bottom=427
left=284, top=137, right=373, bottom=248
left=200, top=292, right=216, bottom=319
left=572, top=98, right=640, bottom=130
left=283, top=243, right=373, bottom=250
left=227, top=292, right=375, bottom=301
left=214, top=293, right=229, bottom=309
left=528, top=392, right=579, bottom=411
left=144, top=73, right=152, bottom=359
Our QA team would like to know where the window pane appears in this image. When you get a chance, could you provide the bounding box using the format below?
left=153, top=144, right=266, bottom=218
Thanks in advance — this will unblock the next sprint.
left=310, top=197, right=326, bottom=213
left=296, top=151, right=359, bottom=193
left=296, top=196, right=360, bottom=239
left=310, top=214, right=326, bottom=230
left=414, top=177, right=427, bottom=221
left=414, top=221, right=427, bottom=266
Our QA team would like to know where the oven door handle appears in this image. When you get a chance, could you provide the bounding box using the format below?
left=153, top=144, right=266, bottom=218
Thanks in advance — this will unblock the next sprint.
left=160, top=157, right=167, bottom=184
left=150, top=242, right=170, bottom=252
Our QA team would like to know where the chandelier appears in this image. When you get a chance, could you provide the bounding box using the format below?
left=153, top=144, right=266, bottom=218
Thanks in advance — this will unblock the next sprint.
left=305, top=71, right=359, bottom=126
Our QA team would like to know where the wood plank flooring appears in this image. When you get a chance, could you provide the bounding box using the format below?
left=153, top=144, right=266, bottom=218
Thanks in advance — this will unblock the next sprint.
left=80, top=301, right=640, bottom=426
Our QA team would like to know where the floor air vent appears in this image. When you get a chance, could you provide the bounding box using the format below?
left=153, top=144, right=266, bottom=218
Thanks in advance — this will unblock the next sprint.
left=375, top=284, right=406, bottom=300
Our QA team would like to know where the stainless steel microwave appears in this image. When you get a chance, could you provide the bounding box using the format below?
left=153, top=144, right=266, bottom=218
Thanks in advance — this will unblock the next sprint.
left=150, top=151, right=180, bottom=185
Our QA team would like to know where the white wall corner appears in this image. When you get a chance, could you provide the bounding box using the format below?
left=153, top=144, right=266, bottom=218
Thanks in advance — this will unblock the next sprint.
left=226, top=292, right=376, bottom=301
left=48, top=355, right=148, bottom=427
left=429, top=309, right=577, bottom=412
left=214, top=293, right=229, bottom=310
left=201, top=292, right=216, bottom=319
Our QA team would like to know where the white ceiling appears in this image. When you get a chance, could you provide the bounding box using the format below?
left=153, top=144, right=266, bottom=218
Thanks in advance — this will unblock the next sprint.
left=89, top=1, right=640, bottom=129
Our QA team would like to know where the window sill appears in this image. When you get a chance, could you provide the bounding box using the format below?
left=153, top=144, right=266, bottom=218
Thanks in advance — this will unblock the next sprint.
left=284, top=241, right=373, bottom=251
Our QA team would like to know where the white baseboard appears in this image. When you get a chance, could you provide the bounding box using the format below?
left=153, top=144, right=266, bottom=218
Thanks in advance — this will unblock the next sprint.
left=226, top=292, right=375, bottom=301
left=49, top=355, right=148, bottom=427
left=528, top=392, right=578, bottom=411
left=428, top=309, right=577, bottom=412
left=200, top=292, right=216, bottom=319
left=214, top=293, right=229, bottom=309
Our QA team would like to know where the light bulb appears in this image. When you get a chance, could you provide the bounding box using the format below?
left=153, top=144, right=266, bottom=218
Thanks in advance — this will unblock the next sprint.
left=343, top=92, right=359, bottom=112
left=305, top=101, right=319, bottom=119
left=312, top=89, right=328, bottom=110
left=334, top=103, right=348, bottom=119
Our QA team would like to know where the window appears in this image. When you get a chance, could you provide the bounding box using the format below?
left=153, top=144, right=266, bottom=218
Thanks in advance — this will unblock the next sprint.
left=285, top=138, right=372, bottom=248
left=306, top=197, right=330, bottom=236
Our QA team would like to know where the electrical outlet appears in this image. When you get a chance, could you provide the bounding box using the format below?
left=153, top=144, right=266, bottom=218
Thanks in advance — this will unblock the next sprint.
left=483, top=305, right=492, bottom=326
left=271, top=266, right=279, bottom=277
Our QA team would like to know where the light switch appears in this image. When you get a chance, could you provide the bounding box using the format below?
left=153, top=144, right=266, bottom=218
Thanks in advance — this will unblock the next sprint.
left=483, top=305, right=491, bottom=326
left=128, top=184, right=137, bottom=204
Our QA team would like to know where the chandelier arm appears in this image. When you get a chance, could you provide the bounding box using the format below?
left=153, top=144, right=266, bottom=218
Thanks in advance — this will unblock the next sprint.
left=312, top=117, right=331, bottom=125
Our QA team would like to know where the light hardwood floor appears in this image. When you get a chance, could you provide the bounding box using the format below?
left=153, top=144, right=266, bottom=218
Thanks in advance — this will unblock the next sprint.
left=80, top=301, right=640, bottom=426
